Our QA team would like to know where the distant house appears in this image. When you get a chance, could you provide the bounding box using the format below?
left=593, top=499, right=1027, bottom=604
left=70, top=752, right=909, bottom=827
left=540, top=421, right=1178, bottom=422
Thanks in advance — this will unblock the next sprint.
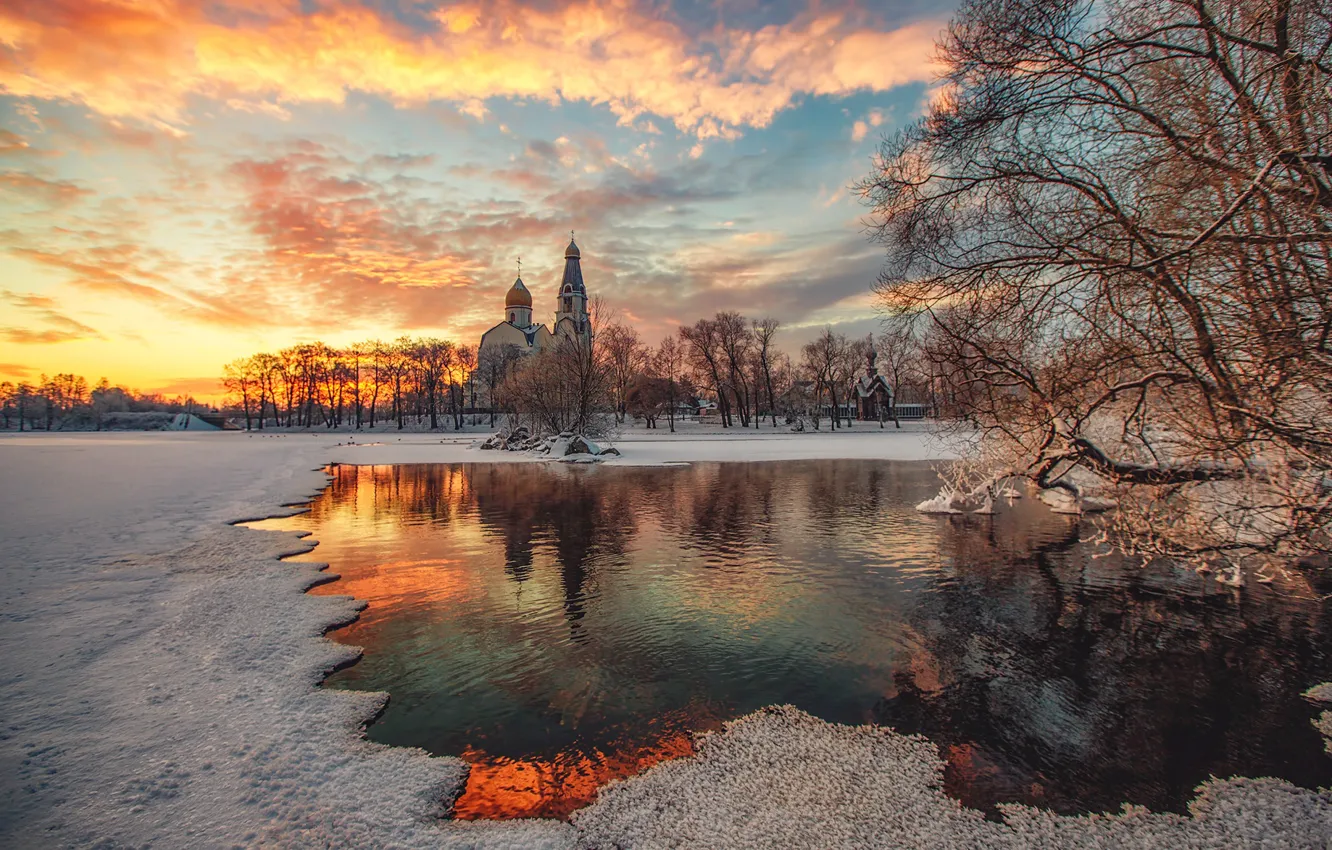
left=691, top=397, right=720, bottom=422
left=851, top=348, right=894, bottom=422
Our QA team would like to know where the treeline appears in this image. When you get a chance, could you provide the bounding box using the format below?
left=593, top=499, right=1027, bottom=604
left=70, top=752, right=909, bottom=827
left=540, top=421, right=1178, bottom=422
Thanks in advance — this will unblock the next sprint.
left=597, top=312, right=948, bottom=431
left=0, top=375, right=205, bottom=431
left=222, top=339, right=479, bottom=431
left=219, top=313, right=958, bottom=434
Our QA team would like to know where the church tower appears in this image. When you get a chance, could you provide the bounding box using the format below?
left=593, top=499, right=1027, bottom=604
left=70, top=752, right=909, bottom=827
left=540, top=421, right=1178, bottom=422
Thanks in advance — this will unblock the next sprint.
left=553, top=235, right=591, bottom=343
left=504, top=274, right=532, bottom=328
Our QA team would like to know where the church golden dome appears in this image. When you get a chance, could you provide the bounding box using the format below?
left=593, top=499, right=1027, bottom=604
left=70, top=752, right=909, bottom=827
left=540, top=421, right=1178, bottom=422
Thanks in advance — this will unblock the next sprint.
left=564, top=238, right=580, bottom=259
left=505, top=276, right=532, bottom=308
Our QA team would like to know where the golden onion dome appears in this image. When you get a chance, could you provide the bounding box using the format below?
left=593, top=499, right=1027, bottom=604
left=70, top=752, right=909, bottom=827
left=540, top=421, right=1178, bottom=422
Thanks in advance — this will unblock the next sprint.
left=564, top=238, right=580, bottom=259
left=505, top=276, right=532, bottom=308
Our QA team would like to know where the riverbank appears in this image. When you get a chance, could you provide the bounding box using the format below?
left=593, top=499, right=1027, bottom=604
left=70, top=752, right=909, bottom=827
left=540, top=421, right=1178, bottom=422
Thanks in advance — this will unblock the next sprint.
left=323, top=421, right=953, bottom=466
left=1, top=431, right=1327, bottom=848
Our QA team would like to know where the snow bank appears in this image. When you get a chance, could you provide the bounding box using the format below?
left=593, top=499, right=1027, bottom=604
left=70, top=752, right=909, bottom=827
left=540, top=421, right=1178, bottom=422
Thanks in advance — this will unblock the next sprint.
left=327, top=424, right=955, bottom=467
left=0, top=432, right=574, bottom=849
left=576, top=706, right=1332, bottom=849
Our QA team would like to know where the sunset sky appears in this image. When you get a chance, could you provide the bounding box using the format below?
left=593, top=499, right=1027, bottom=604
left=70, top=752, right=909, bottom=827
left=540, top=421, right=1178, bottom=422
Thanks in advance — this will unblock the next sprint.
left=0, top=0, right=950, bottom=399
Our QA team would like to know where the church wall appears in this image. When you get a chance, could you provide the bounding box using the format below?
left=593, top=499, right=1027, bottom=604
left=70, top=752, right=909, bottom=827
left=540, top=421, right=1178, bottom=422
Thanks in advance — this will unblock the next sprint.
left=479, top=322, right=532, bottom=355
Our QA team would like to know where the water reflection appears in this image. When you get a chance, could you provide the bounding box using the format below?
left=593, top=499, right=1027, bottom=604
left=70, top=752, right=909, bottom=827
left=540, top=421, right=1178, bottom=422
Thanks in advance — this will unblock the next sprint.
left=252, top=461, right=1332, bottom=820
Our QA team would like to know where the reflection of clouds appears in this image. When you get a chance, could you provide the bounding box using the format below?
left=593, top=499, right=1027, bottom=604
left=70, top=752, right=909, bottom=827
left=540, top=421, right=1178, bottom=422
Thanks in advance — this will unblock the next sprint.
left=259, top=460, right=953, bottom=819
left=328, top=558, right=479, bottom=615
left=456, top=724, right=698, bottom=819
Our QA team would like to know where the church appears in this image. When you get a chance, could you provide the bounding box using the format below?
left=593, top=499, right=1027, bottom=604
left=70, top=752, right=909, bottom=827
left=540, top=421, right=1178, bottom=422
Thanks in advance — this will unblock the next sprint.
left=478, top=236, right=592, bottom=361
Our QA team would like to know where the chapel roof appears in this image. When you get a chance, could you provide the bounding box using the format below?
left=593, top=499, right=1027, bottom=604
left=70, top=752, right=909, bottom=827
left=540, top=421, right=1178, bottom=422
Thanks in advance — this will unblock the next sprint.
left=505, top=275, right=532, bottom=308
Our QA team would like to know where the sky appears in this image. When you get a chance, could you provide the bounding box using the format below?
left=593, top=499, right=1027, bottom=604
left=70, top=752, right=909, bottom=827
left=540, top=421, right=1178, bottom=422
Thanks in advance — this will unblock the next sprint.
left=0, top=0, right=951, bottom=400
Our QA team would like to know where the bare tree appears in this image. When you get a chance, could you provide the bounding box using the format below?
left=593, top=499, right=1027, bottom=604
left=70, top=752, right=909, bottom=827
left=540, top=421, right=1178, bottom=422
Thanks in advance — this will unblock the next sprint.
left=654, top=335, right=687, bottom=433
left=478, top=343, right=524, bottom=428
left=802, top=328, right=853, bottom=430
left=223, top=359, right=258, bottom=430
left=680, top=318, right=732, bottom=426
left=753, top=318, right=781, bottom=428
left=715, top=311, right=755, bottom=427
left=502, top=332, right=614, bottom=437
left=457, top=344, right=476, bottom=426
left=601, top=323, right=648, bottom=424
left=877, top=319, right=925, bottom=428
left=859, top=0, right=1332, bottom=566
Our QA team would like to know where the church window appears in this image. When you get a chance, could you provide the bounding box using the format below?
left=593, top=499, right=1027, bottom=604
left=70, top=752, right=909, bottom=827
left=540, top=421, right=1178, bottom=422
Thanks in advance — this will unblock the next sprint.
left=509, top=312, right=515, bottom=323
left=563, top=297, right=572, bottom=312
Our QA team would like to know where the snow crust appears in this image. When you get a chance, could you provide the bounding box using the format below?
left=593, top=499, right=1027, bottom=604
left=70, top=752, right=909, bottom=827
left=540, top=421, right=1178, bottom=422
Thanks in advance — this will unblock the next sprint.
left=2, top=430, right=1328, bottom=848
left=576, top=706, right=1332, bottom=849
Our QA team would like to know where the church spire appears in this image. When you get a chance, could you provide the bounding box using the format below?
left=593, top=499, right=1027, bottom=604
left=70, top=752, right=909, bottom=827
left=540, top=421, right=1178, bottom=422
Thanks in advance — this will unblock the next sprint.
left=555, top=232, right=591, bottom=343
left=561, top=235, right=585, bottom=293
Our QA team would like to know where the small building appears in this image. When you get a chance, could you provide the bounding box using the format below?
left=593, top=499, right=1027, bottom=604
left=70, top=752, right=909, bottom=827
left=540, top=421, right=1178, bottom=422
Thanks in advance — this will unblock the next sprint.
left=851, top=347, right=894, bottom=422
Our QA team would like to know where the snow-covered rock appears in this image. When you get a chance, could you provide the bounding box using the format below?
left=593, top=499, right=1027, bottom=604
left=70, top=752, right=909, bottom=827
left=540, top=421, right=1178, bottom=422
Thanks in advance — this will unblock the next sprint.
left=1036, top=488, right=1117, bottom=515
left=1038, top=487, right=1083, bottom=514
left=915, top=490, right=969, bottom=514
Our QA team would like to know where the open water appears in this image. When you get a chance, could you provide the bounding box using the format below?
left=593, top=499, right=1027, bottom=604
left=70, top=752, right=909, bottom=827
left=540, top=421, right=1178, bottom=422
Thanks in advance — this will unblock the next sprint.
left=252, top=460, right=1332, bottom=820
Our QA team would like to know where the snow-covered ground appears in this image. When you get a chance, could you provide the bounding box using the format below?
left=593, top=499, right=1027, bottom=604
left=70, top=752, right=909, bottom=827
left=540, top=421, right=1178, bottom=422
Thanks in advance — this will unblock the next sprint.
left=1, top=430, right=1328, bottom=848
left=324, top=421, right=953, bottom=466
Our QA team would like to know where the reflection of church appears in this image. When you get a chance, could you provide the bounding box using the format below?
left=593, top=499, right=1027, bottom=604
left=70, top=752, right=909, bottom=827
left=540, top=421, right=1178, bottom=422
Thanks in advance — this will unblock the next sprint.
left=478, top=236, right=593, bottom=360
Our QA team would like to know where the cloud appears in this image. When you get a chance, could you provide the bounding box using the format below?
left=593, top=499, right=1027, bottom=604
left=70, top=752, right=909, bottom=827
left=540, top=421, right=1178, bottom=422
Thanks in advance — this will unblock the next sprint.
left=596, top=227, right=883, bottom=342
left=851, top=107, right=888, bottom=142
left=224, top=98, right=291, bottom=120
left=457, top=98, right=490, bottom=122
left=227, top=146, right=496, bottom=331
left=5, top=245, right=275, bottom=330
left=0, top=130, right=32, bottom=155
left=0, top=171, right=92, bottom=205
left=0, top=0, right=944, bottom=138
left=0, top=288, right=103, bottom=343
left=2, top=327, right=92, bottom=343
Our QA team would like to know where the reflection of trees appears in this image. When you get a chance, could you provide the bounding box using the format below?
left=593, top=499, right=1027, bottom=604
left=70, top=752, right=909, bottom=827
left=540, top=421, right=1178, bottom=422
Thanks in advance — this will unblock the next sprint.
left=314, top=463, right=644, bottom=640
left=467, top=465, right=638, bottom=641
left=875, top=508, right=1332, bottom=816
left=313, top=463, right=472, bottom=527
left=664, top=463, right=780, bottom=559
left=664, top=461, right=931, bottom=559
left=311, top=460, right=1331, bottom=818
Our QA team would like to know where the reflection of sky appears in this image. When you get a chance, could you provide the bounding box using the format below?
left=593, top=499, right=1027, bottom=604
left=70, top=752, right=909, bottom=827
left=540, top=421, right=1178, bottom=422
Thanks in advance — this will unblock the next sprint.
left=253, top=460, right=950, bottom=817
left=252, top=460, right=1332, bottom=822
left=0, top=0, right=958, bottom=396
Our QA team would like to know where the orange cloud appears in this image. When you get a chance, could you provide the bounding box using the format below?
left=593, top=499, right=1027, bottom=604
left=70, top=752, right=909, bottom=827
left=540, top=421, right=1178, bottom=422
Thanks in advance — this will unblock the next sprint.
left=0, top=288, right=102, bottom=343
left=0, top=170, right=91, bottom=205
left=0, top=1, right=944, bottom=137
